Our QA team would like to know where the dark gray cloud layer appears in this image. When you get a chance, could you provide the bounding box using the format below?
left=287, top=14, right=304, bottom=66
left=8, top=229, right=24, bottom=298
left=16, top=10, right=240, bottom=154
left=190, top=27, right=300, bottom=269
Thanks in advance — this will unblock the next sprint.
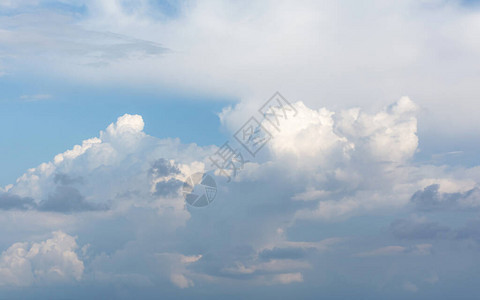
left=411, top=184, right=480, bottom=211
left=258, top=247, right=308, bottom=261
left=0, top=193, right=36, bottom=210
left=53, top=173, right=84, bottom=185
left=154, top=179, right=182, bottom=197
left=0, top=187, right=106, bottom=213
left=38, top=186, right=107, bottom=213
left=389, top=217, right=480, bottom=245
left=390, top=218, right=451, bottom=240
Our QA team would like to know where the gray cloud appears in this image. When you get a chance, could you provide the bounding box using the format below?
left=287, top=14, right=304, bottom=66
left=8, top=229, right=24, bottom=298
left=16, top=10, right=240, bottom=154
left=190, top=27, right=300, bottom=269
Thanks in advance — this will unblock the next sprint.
left=149, top=159, right=180, bottom=178
left=258, top=247, right=307, bottom=261
left=149, top=159, right=183, bottom=197
left=154, top=178, right=182, bottom=197
left=0, top=193, right=36, bottom=210
left=53, top=173, right=84, bottom=185
left=390, top=218, right=451, bottom=240
left=39, top=186, right=107, bottom=213
left=0, top=12, right=169, bottom=68
left=455, top=220, right=480, bottom=242
left=411, top=184, right=480, bottom=211
left=389, top=216, right=480, bottom=247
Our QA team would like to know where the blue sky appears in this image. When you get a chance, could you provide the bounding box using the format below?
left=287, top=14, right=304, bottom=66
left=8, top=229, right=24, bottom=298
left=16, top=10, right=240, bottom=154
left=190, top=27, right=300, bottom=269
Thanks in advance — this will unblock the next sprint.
left=1, top=0, right=480, bottom=299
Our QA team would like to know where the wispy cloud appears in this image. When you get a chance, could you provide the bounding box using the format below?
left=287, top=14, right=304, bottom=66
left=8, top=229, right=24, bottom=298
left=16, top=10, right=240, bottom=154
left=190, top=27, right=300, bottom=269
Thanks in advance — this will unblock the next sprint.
left=355, top=244, right=432, bottom=257
left=19, top=94, right=52, bottom=101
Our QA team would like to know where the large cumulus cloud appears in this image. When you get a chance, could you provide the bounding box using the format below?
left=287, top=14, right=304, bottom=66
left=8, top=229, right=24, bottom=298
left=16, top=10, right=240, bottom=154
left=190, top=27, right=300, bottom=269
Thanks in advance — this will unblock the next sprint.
left=224, top=96, right=423, bottom=221
left=1, top=97, right=480, bottom=296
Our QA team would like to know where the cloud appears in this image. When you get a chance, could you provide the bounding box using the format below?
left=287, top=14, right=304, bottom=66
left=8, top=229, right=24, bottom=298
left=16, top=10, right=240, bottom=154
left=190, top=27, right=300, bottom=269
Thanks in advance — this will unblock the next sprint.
left=1, top=1, right=480, bottom=297
left=53, top=173, right=84, bottom=185
left=149, top=159, right=181, bottom=178
left=221, top=259, right=311, bottom=278
left=4, top=113, right=213, bottom=217
left=170, top=273, right=193, bottom=289
left=0, top=193, right=36, bottom=210
left=0, top=11, right=168, bottom=68
left=425, top=273, right=439, bottom=284
left=19, top=94, right=52, bottom=101
left=237, top=97, right=420, bottom=220
left=153, top=178, right=183, bottom=197
left=163, top=254, right=201, bottom=289
left=2, top=0, right=480, bottom=140
left=0, top=100, right=478, bottom=294
left=389, top=216, right=480, bottom=246
left=38, top=185, right=107, bottom=213
left=355, top=245, right=407, bottom=257
left=403, top=281, right=418, bottom=292
left=220, top=95, right=480, bottom=222
left=455, top=219, right=480, bottom=242
left=259, top=247, right=308, bottom=261
left=411, top=184, right=480, bottom=211
left=0, top=174, right=104, bottom=213
left=270, top=272, right=303, bottom=285
left=0, top=231, right=84, bottom=286
left=0, top=100, right=454, bottom=288
left=260, top=96, right=418, bottom=166
left=389, top=216, right=451, bottom=240
left=355, top=244, right=432, bottom=257
left=150, top=159, right=183, bottom=197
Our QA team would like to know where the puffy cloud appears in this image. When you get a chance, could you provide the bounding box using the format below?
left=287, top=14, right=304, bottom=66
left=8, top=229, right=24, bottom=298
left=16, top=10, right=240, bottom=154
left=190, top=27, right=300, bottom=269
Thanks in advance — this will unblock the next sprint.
left=0, top=231, right=84, bottom=286
left=0, top=99, right=479, bottom=294
left=335, top=97, right=418, bottom=163
left=232, top=96, right=420, bottom=220
left=263, top=96, right=417, bottom=166
left=266, top=102, right=351, bottom=165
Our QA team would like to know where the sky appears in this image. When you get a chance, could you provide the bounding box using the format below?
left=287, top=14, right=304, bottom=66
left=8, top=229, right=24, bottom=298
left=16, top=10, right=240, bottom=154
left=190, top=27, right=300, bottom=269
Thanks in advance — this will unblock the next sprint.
left=0, top=0, right=480, bottom=299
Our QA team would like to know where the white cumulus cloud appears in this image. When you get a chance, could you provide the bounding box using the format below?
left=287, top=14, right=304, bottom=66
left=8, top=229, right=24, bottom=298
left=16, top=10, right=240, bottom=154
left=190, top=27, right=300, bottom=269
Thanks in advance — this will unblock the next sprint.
left=0, top=231, right=84, bottom=286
